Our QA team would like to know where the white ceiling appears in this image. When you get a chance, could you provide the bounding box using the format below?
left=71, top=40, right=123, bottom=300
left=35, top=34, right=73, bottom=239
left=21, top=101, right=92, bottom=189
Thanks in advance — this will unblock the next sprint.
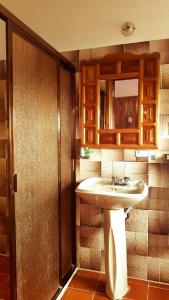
left=1, top=0, right=169, bottom=51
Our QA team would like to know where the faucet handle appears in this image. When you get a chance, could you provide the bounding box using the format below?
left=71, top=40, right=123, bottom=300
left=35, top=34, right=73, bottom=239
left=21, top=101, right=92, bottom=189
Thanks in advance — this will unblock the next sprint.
left=124, top=176, right=130, bottom=184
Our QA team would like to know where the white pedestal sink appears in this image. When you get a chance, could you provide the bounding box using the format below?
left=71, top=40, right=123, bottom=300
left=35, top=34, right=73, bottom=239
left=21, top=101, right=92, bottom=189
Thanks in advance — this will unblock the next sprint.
left=76, top=177, right=148, bottom=300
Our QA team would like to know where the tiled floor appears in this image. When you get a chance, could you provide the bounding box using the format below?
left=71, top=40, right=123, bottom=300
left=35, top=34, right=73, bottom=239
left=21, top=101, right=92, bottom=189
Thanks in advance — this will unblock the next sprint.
left=0, top=255, right=10, bottom=300
left=61, top=269, right=169, bottom=300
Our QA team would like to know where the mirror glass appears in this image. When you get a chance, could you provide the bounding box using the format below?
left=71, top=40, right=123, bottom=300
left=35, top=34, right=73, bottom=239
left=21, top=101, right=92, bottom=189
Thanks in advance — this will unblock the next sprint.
left=100, top=78, right=139, bottom=129
left=0, top=18, right=11, bottom=299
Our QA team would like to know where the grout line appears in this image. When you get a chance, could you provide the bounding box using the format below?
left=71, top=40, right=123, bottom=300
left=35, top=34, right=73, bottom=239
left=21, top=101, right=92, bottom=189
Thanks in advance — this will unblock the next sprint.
left=147, top=281, right=149, bottom=300
left=149, top=285, right=169, bottom=291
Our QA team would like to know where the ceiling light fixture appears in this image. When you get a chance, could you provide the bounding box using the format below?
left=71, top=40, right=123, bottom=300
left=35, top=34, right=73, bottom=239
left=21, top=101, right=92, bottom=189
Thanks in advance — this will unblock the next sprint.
left=121, top=21, right=136, bottom=36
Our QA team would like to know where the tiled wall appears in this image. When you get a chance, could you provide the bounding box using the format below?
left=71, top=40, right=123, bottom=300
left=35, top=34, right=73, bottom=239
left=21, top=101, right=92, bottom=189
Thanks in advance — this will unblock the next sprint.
left=62, top=39, right=169, bottom=283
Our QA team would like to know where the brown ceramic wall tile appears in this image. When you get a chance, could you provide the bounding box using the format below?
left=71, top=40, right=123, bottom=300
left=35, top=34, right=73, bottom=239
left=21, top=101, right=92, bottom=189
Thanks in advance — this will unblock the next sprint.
left=148, top=211, right=169, bottom=234
left=135, top=233, right=148, bottom=256
left=90, top=248, right=101, bottom=271
left=112, top=161, right=125, bottom=176
left=147, top=257, right=160, bottom=281
left=161, top=164, right=169, bottom=187
left=101, top=149, right=124, bottom=161
left=80, top=171, right=101, bottom=181
left=125, top=162, right=148, bottom=174
left=125, top=41, right=149, bottom=54
left=160, top=52, right=169, bottom=64
left=124, top=149, right=136, bottom=162
left=136, top=157, right=149, bottom=162
left=148, top=164, right=162, bottom=187
left=159, top=114, right=169, bottom=140
left=159, top=90, right=169, bottom=114
left=80, top=204, right=102, bottom=227
left=150, top=39, right=169, bottom=52
left=162, top=64, right=169, bottom=89
left=149, top=187, right=169, bottom=200
left=160, top=259, right=169, bottom=283
left=127, top=254, right=147, bottom=279
left=80, top=226, right=101, bottom=249
left=101, top=161, right=113, bottom=177
left=126, top=231, right=135, bottom=254
left=90, top=45, right=124, bottom=59
left=158, top=138, right=169, bottom=151
left=80, top=247, right=90, bottom=269
left=135, top=197, right=148, bottom=210
left=148, top=234, right=169, bottom=259
left=149, top=187, right=169, bottom=212
left=126, top=209, right=148, bottom=233
left=79, top=49, right=91, bottom=63
left=80, top=160, right=101, bottom=172
left=79, top=159, right=101, bottom=179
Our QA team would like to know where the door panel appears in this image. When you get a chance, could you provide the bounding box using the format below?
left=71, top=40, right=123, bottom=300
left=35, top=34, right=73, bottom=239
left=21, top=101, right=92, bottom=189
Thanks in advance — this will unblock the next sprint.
left=60, top=65, right=74, bottom=280
left=12, top=32, right=59, bottom=300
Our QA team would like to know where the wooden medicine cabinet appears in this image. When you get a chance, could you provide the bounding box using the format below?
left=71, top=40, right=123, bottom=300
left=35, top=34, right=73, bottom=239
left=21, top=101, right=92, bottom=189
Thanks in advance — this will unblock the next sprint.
left=81, top=52, right=160, bottom=148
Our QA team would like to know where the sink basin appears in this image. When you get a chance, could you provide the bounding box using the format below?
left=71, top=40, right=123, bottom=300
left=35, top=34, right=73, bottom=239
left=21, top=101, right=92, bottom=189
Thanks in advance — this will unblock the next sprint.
left=76, top=177, right=148, bottom=209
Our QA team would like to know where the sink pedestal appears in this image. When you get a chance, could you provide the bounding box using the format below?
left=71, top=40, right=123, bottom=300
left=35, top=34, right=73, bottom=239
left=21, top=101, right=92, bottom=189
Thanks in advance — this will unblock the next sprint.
left=104, top=209, right=128, bottom=300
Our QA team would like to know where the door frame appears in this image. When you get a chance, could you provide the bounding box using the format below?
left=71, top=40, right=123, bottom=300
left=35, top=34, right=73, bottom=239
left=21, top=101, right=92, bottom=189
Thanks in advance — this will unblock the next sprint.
left=57, top=60, right=76, bottom=286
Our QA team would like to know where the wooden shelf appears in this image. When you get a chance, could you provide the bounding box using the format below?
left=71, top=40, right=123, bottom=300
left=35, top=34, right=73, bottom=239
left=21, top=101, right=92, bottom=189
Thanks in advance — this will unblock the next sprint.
left=99, top=72, right=139, bottom=80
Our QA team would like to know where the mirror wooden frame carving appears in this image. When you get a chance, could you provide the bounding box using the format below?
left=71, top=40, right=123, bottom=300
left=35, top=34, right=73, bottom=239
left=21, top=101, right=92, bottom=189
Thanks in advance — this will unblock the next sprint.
left=81, top=52, right=160, bottom=149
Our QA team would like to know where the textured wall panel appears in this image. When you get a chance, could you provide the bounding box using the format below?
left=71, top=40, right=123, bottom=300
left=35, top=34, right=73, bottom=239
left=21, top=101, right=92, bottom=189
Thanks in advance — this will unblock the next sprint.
left=12, top=32, right=59, bottom=300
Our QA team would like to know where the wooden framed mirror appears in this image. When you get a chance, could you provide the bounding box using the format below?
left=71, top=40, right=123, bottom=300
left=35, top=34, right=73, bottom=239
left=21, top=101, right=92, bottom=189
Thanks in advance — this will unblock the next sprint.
left=81, top=52, right=160, bottom=149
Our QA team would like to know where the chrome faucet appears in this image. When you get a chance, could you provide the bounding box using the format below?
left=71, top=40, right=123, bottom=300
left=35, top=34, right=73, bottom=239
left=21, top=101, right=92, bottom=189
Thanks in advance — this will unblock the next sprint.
left=112, top=176, right=130, bottom=186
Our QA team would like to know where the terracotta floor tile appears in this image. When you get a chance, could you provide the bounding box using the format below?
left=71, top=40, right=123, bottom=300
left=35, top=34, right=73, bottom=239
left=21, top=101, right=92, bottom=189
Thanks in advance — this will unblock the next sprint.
left=68, top=271, right=80, bottom=287
left=128, top=277, right=148, bottom=286
left=149, top=281, right=169, bottom=290
left=122, top=282, right=148, bottom=300
left=149, top=286, right=169, bottom=300
left=93, top=293, right=110, bottom=300
left=63, top=288, right=94, bottom=300
left=72, top=270, right=101, bottom=291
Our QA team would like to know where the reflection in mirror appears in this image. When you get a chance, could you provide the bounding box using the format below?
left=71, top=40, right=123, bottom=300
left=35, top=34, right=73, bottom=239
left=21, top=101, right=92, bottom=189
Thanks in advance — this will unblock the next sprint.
left=0, top=18, right=10, bottom=299
left=100, top=78, right=138, bottom=129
